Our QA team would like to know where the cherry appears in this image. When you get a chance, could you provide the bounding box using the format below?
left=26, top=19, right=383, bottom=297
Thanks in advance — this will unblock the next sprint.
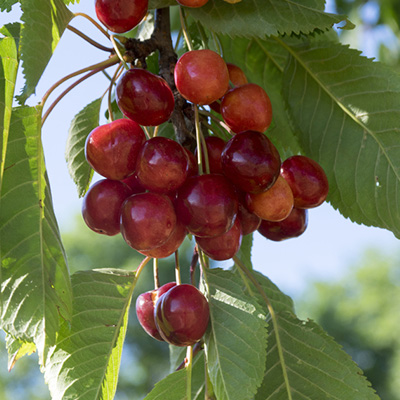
left=121, top=174, right=146, bottom=194
left=135, top=137, right=189, bottom=193
left=174, top=49, right=229, bottom=105
left=280, top=155, right=329, bottom=209
left=221, top=83, right=273, bottom=133
left=221, top=130, right=281, bottom=194
left=82, top=179, right=132, bottom=236
left=116, top=69, right=175, bottom=126
left=258, top=208, right=308, bottom=241
left=194, top=136, right=226, bottom=174
left=196, top=217, right=242, bottom=261
left=85, top=119, right=146, bottom=180
left=120, top=192, right=177, bottom=251
left=184, top=147, right=198, bottom=177
left=176, top=174, right=238, bottom=237
left=154, top=284, right=209, bottom=346
left=246, top=175, right=294, bottom=222
left=94, top=0, right=148, bottom=33
left=136, top=282, right=176, bottom=341
left=176, top=0, right=209, bottom=7
left=236, top=191, right=261, bottom=235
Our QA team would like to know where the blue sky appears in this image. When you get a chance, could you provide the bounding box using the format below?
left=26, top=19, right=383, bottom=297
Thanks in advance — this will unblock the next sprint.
left=1, top=1, right=399, bottom=299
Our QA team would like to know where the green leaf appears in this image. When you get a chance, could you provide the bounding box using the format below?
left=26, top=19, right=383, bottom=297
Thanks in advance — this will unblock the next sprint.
left=188, top=0, right=354, bottom=39
left=255, top=312, right=379, bottom=399
left=219, top=34, right=301, bottom=158
left=66, top=99, right=101, bottom=197
left=148, top=0, right=176, bottom=9
left=0, top=0, right=18, bottom=12
left=17, top=0, right=73, bottom=104
left=45, top=268, right=137, bottom=400
left=282, top=40, right=400, bottom=238
left=0, top=105, right=72, bottom=365
left=234, top=232, right=253, bottom=269
left=203, top=268, right=268, bottom=400
left=6, top=334, right=36, bottom=371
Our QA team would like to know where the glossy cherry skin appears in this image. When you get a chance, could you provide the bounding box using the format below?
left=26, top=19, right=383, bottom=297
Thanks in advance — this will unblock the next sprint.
left=221, top=83, right=273, bottom=134
left=176, top=174, right=238, bottom=237
left=85, top=119, right=146, bottom=180
left=196, top=217, right=242, bottom=261
left=116, top=69, right=175, bottom=126
left=221, top=130, right=281, bottom=194
left=120, top=192, right=177, bottom=251
left=246, top=175, right=294, bottom=222
left=174, top=49, right=229, bottom=105
left=154, top=284, right=210, bottom=346
left=258, top=208, right=308, bottom=241
left=195, top=136, right=226, bottom=174
left=280, top=155, right=329, bottom=209
left=95, top=0, right=148, bottom=33
left=136, top=137, right=189, bottom=193
left=82, top=179, right=132, bottom=236
left=121, top=174, right=146, bottom=194
left=236, top=191, right=261, bottom=235
left=136, top=282, right=176, bottom=341
left=176, top=0, right=209, bottom=7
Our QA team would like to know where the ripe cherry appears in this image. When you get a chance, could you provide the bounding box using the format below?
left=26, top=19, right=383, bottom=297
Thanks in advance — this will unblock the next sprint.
left=176, top=0, right=209, bottom=7
left=120, top=192, right=177, bottom=251
left=154, top=284, right=210, bottom=346
left=236, top=191, right=261, bottom=235
left=121, top=174, right=146, bottom=194
left=135, top=137, right=189, bottom=193
left=221, top=130, right=281, bottom=194
left=116, top=68, right=175, bottom=126
left=258, top=208, right=308, bottom=241
left=95, top=0, right=148, bottom=33
left=136, top=282, right=176, bottom=341
left=194, top=136, right=226, bottom=174
left=174, top=49, right=229, bottom=105
left=176, top=174, right=238, bottom=237
left=280, top=155, right=329, bottom=209
left=85, top=119, right=146, bottom=180
left=82, top=179, right=132, bottom=236
left=221, top=83, right=273, bottom=133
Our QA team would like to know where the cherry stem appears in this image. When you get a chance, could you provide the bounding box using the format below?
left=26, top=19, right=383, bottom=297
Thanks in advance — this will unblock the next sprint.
left=135, top=256, right=152, bottom=278
left=73, top=12, right=110, bottom=39
left=175, top=341, right=202, bottom=371
left=67, top=25, right=113, bottom=52
left=107, top=62, right=124, bottom=121
left=142, top=126, right=152, bottom=140
left=110, top=34, right=130, bottom=70
left=194, top=105, right=210, bottom=175
left=153, top=258, right=160, bottom=289
left=175, top=251, right=182, bottom=285
left=186, top=345, right=193, bottom=400
left=198, top=109, right=234, bottom=135
left=179, top=7, right=193, bottom=52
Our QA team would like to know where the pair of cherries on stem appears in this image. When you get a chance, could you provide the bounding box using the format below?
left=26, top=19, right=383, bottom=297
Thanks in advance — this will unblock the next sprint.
left=136, top=282, right=210, bottom=346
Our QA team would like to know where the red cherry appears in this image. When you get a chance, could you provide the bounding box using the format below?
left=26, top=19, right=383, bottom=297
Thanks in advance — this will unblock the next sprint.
left=95, top=0, right=148, bottom=33
left=121, top=174, right=146, bottom=194
left=176, top=0, right=209, bottom=7
left=184, top=147, right=198, bottom=177
left=136, top=282, right=176, bottom=341
left=82, top=179, right=132, bottom=236
left=194, top=136, right=226, bottom=174
left=174, top=49, right=229, bottom=105
left=221, top=130, right=281, bottom=194
left=116, top=69, right=175, bottom=126
left=120, top=192, right=177, bottom=251
left=246, top=175, right=294, bottom=222
left=221, top=83, right=273, bottom=133
left=280, top=155, right=329, bottom=209
left=176, top=174, right=238, bottom=237
left=258, top=208, right=308, bottom=241
left=154, top=284, right=210, bottom=346
left=236, top=191, right=261, bottom=236
left=136, top=137, right=189, bottom=193
left=196, top=217, right=242, bottom=261
left=85, top=119, right=146, bottom=180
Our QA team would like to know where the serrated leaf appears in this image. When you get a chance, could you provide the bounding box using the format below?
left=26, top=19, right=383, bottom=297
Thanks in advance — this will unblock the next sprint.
left=0, top=105, right=72, bottom=365
left=255, top=312, right=379, bottom=399
left=187, top=0, right=353, bottom=39
left=45, top=268, right=137, bottom=400
left=66, top=98, right=101, bottom=197
left=203, top=268, right=268, bottom=400
left=17, top=0, right=73, bottom=104
left=282, top=40, right=400, bottom=238
left=0, top=0, right=18, bottom=12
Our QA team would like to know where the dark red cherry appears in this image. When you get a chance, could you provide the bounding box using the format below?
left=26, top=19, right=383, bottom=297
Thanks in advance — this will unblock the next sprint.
left=121, top=174, right=146, bottom=194
left=154, top=284, right=210, bottom=346
left=221, top=130, right=281, bottom=194
left=82, top=179, right=132, bottom=236
left=280, top=156, right=329, bottom=209
left=85, top=119, right=146, bottom=180
left=176, top=174, right=238, bottom=237
left=184, top=147, right=198, bottom=177
left=196, top=217, right=242, bottom=261
left=258, top=208, right=308, bottom=241
left=136, top=137, right=189, bottom=193
left=120, top=192, right=177, bottom=251
left=116, top=69, right=175, bottom=126
left=95, top=0, right=148, bottom=33
left=236, top=191, right=261, bottom=235
left=136, top=282, right=176, bottom=341
left=194, top=136, right=226, bottom=174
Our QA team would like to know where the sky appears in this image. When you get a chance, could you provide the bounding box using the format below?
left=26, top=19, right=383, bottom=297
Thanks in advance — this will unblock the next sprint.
left=1, top=1, right=399, bottom=299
